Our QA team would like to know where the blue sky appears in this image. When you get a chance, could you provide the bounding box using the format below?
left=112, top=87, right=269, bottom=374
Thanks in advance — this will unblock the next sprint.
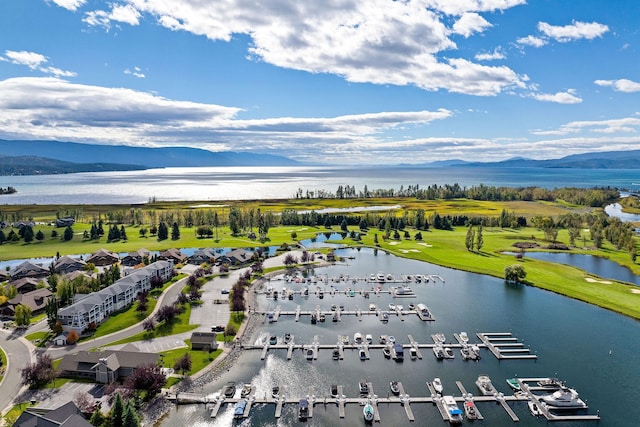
left=0, top=0, right=639, bottom=164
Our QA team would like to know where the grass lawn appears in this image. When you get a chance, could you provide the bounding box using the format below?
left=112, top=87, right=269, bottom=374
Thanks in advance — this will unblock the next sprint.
left=24, top=331, right=53, bottom=347
left=159, top=340, right=223, bottom=376
left=84, top=300, right=155, bottom=341
left=0, top=346, right=6, bottom=383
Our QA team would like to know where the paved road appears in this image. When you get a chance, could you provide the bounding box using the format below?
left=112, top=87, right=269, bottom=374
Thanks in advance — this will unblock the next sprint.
left=0, top=327, right=37, bottom=415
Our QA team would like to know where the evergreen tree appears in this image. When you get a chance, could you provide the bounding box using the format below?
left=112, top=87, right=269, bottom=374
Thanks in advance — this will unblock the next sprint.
left=111, top=393, right=125, bottom=427
left=63, top=225, right=74, bottom=241
left=89, top=407, right=105, bottom=426
left=23, top=226, right=34, bottom=243
left=0, top=230, right=5, bottom=244
left=157, top=222, right=168, bottom=240
left=171, top=222, right=180, bottom=240
left=120, top=225, right=127, bottom=241
left=45, top=296, right=59, bottom=330
left=122, top=401, right=140, bottom=427
left=476, top=225, right=484, bottom=252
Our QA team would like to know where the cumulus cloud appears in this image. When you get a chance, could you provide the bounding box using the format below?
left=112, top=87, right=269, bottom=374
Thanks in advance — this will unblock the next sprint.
left=475, top=48, right=505, bottom=61
left=84, top=4, right=140, bottom=29
left=595, top=79, right=640, bottom=93
left=0, top=77, right=453, bottom=162
left=532, top=116, right=640, bottom=136
left=452, top=13, right=492, bottom=37
left=1, top=50, right=76, bottom=77
left=77, top=0, right=526, bottom=96
left=516, top=35, right=547, bottom=47
left=48, top=0, right=86, bottom=11
left=538, top=21, right=609, bottom=42
left=529, top=90, right=582, bottom=104
left=124, top=66, right=146, bottom=78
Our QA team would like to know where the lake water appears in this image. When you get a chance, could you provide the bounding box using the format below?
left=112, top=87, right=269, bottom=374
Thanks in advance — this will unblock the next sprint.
left=159, top=247, right=640, bottom=427
left=2, top=166, right=639, bottom=204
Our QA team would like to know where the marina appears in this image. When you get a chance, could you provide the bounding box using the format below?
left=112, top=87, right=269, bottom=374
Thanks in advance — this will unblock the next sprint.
left=166, top=376, right=599, bottom=423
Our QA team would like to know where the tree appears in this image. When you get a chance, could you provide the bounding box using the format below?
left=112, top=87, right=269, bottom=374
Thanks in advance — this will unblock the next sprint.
left=504, top=264, right=527, bottom=284
left=124, top=363, right=166, bottom=398
left=174, top=353, right=192, bottom=375
left=142, top=318, right=155, bottom=332
left=23, top=225, right=34, bottom=243
left=290, top=231, right=297, bottom=240
left=89, top=406, right=106, bottom=426
left=66, top=329, right=79, bottom=344
left=157, top=222, right=168, bottom=240
left=63, top=225, right=74, bottom=241
left=45, top=296, right=59, bottom=331
left=171, top=222, right=180, bottom=240
left=283, top=253, right=298, bottom=267
left=340, top=219, right=348, bottom=232
left=155, top=305, right=177, bottom=323
left=111, top=392, right=125, bottom=427
left=21, top=354, right=57, bottom=388
left=476, top=225, right=484, bottom=252
left=15, top=304, right=32, bottom=327
left=465, top=226, right=475, bottom=251
left=122, top=400, right=140, bottom=427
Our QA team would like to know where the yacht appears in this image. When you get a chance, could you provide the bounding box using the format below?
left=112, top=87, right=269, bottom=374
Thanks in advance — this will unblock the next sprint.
left=298, top=399, right=309, bottom=420
left=305, top=348, right=314, bottom=360
left=506, top=378, right=521, bottom=391
left=369, top=303, right=377, bottom=311
left=434, top=333, right=446, bottom=344
left=359, top=347, right=367, bottom=360
left=223, top=381, right=236, bottom=398
left=444, top=347, right=455, bottom=359
left=388, top=303, right=396, bottom=311
left=354, top=332, right=363, bottom=344
left=377, top=273, right=386, bottom=282
left=540, top=388, right=587, bottom=408
left=410, top=347, right=418, bottom=359
left=363, top=400, right=375, bottom=423
left=379, top=335, right=388, bottom=344
left=475, top=375, right=497, bottom=396
left=365, top=334, right=373, bottom=344
left=240, top=383, right=252, bottom=398
left=369, top=274, right=376, bottom=282
left=537, top=377, right=565, bottom=389
left=432, top=377, right=444, bottom=394
left=459, top=331, right=469, bottom=343
left=433, top=344, right=445, bottom=360
left=395, top=287, right=415, bottom=296
left=389, top=380, right=400, bottom=395
left=464, top=401, right=479, bottom=420
left=442, top=395, right=463, bottom=424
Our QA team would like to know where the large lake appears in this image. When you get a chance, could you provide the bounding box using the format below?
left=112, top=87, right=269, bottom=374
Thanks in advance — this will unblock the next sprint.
left=160, top=247, right=639, bottom=427
left=2, top=166, right=639, bottom=204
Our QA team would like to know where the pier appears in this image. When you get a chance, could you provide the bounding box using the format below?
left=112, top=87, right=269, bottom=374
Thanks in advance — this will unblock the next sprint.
left=476, top=332, right=537, bottom=360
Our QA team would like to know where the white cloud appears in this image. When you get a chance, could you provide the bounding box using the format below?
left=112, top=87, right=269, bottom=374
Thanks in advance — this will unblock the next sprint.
left=79, top=0, right=526, bottom=96
left=538, top=21, right=609, bottom=42
left=124, top=66, right=146, bottom=78
left=530, top=90, right=582, bottom=104
left=516, top=35, right=547, bottom=47
left=532, top=116, right=640, bottom=136
left=452, top=13, right=492, bottom=38
left=49, top=0, right=86, bottom=12
left=84, top=4, right=140, bottom=29
left=475, top=48, right=505, bottom=61
left=1, top=50, right=76, bottom=77
left=595, top=79, right=640, bottom=93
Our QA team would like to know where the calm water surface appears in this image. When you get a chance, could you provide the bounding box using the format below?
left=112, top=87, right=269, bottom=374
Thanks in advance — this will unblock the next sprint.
left=160, top=248, right=639, bottom=427
left=2, top=166, right=639, bottom=204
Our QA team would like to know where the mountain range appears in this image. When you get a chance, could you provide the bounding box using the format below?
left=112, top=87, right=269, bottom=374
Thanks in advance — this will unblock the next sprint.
left=0, top=139, right=638, bottom=175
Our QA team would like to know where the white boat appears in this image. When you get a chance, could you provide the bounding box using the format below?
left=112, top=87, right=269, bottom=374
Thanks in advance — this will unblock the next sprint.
left=354, top=332, right=363, bottom=344
left=389, top=380, right=400, bottom=395
left=410, top=347, right=418, bottom=359
left=382, top=346, right=391, bottom=358
left=459, top=332, right=469, bottom=343
left=365, top=334, right=373, bottom=344
left=475, top=375, right=497, bottom=396
left=442, top=395, right=463, bottom=424
left=540, top=388, right=587, bottom=408
left=369, top=303, right=377, bottom=311
left=388, top=335, right=395, bottom=343
left=386, top=273, right=394, bottom=281
left=396, top=304, right=404, bottom=311
left=381, top=312, right=389, bottom=322
left=528, top=400, right=542, bottom=416
left=377, top=273, right=386, bottom=282
left=298, top=399, right=309, bottom=420
left=537, top=377, right=565, bottom=389
left=359, top=347, right=367, bottom=360
left=240, top=383, right=252, bottom=398
left=305, top=348, right=314, bottom=360
left=359, top=379, right=369, bottom=394
left=388, top=303, right=396, bottom=311
left=433, top=344, right=445, bottom=360
left=363, top=401, right=375, bottom=423
left=432, top=377, right=444, bottom=394
left=444, top=347, right=455, bottom=359
left=395, top=287, right=415, bottom=296
left=369, top=273, right=376, bottom=282
left=434, top=333, right=446, bottom=344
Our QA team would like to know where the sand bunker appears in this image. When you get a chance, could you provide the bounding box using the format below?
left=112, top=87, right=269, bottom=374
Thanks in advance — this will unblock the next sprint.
left=400, top=249, right=420, bottom=253
left=417, top=242, right=433, bottom=247
left=631, top=289, right=640, bottom=294
left=388, top=241, right=401, bottom=245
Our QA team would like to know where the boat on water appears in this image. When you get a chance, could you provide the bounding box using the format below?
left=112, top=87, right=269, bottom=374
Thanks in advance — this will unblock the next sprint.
left=540, top=388, right=587, bottom=408
left=363, top=401, right=375, bottom=423
left=359, top=379, right=369, bottom=394
left=269, top=335, right=277, bottom=345
left=298, top=399, right=309, bottom=420
left=381, top=312, right=389, bottom=322
left=537, top=377, right=565, bottom=389
left=459, top=331, right=469, bottom=343
left=369, top=303, right=377, bottom=311
left=369, top=274, right=376, bottom=282
left=223, top=381, right=236, bottom=398
left=433, top=344, right=445, bottom=360
left=354, top=332, right=363, bottom=344
left=432, top=377, right=444, bottom=394
left=444, top=347, right=455, bottom=359
left=460, top=344, right=480, bottom=360
left=332, top=311, right=339, bottom=322
left=388, top=303, right=396, bottom=311
left=382, top=346, right=391, bottom=359
left=410, top=347, right=418, bottom=359
left=528, top=400, right=542, bottom=416
left=311, top=313, right=317, bottom=324
left=442, top=395, right=463, bottom=424
left=271, top=386, right=280, bottom=399
left=408, top=303, right=415, bottom=310
left=330, top=384, right=339, bottom=398
left=393, top=343, right=404, bottom=362
left=475, top=375, right=498, bottom=396
left=284, top=333, right=292, bottom=343
left=377, top=273, right=386, bottom=282
left=233, top=399, right=247, bottom=419
left=365, top=334, right=373, bottom=344
left=379, top=335, right=388, bottom=344
left=267, top=312, right=275, bottom=322
left=506, top=378, right=521, bottom=391
left=332, top=348, right=340, bottom=360
left=389, top=381, right=400, bottom=395
left=464, top=401, right=479, bottom=420
left=386, top=273, right=394, bottom=281
left=388, top=335, right=396, bottom=344
left=434, top=333, right=446, bottom=344
left=305, top=348, right=314, bottom=360
left=395, top=287, right=415, bottom=296
left=318, top=312, right=326, bottom=322
left=240, top=383, right=252, bottom=398
left=359, top=347, right=367, bottom=360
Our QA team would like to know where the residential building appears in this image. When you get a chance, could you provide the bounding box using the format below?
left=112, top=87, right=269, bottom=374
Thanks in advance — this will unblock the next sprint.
left=219, top=248, right=253, bottom=265
left=8, top=277, right=41, bottom=294
left=188, top=248, right=219, bottom=265
left=121, top=248, right=150, bottom=267
left=0, top=288, right=52, bottom=317
left=57, top=260, right=172, bottom=332
left=158, top=248, right=187, bottom=264
left=58, top=347, right=160, bottom=384
left=13, top=401, right=92, bottom=427
left=54, top=255, right=87, bottom=275
left=10, top=260, right=49, bottom=281
left=190, top=332, right=219, bottom=351
left=85, top=248, right=119, bottom=266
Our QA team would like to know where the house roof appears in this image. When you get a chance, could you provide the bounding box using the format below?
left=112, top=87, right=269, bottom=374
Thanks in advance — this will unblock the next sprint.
left=58, top=349, right=159, bottom=374
left=54, top=256, right=86, bottom=271
left=8, top=277, right=42, bottom=291
left=11, top=260, right=49, bottom=278
left=191, top=332, right=218, bottom=344
left=85, top=249, right=119, bottom=263
left=225, top=248, right=253, bottom=263
left=13, top=401, right=92, bottom=427
left=8, top=288, right=53, bottom=311
left=159, top=248, right=186, bottom=262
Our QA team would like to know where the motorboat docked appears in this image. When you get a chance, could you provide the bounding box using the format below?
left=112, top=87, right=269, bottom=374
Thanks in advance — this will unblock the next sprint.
left=305, top=348, right=314, bottom=360
left=240, top=383, right=252, bottom=398
left=410, top=347, right=418, bottom=359
left=267, top=312, right=275, bottom=322
left=271, top=386, right=280, bottom=399
left=354, top=332, right=363, bottom=344
left=332, top=311, right=339, bottom=322
left=377, top=273, right=386, bottom=282
left=393, top=343, right=404, bottom=362
left=386, top=273, right=394, bottom=281
left=408, top=303, right=415, bottom=311
left=359, top=347, right=367, bottom=360
left=283, top=333, right=292, bottom=343
left=332, top=348, right=340, bottom=360
left=365, top=334, right=373, bottom=344
left=233, top=399, right=247, bottom=419
left=382, top=346, right=391, bottom=359
left=434, top=333, right=446, bottom=344
left=388, top=335, right=396, bottom=344
left=269, top=335, right=277, bottom=345
left=506, top=378, right=521, bottom=391
left=359, top=379, right=369, bottom=394
left=444, top=347, right=455, bottom=359
left=223, top=381, right=236, bottom=398
left=460, top=344, right=481, bottom=360
left=388, top=303, right=396, bottom=311
left=459, top=331, right=469, bottom=343
left=363, top=401, right=375, bottom=423
left=311, top=313, right=317, bottom=324
left=537, top=377, right=565, bottom=389
left=475, top=375, right=497, bottom=396
left=433, top=344, right=445, bottom=360
left=395, top=286, right=415, bottom=296
left=381, top=312, right=389, bottom=322
left=379, top=335, right=388, bottom=344
left=389, top=381, right=400, bottom=395
left=396, top=304, right=404, bottom=311
left=442, top=395, right=463, bottom=424
left=369, top=274, right=376, bottom=282
left=432, top=378, right=444, bottom=394
left=298, top=399, right=309, bottom=420
left=464, top=401, right=479, bottom=420
left=369, top=303, right=377, bottom=311
left=330, top=384, right=339, bottom=398
left=318, top=312, right=326, bottom=322
left=528, top=400, right=542, bottom=416
left=540, top=388, right=587, bottom=408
